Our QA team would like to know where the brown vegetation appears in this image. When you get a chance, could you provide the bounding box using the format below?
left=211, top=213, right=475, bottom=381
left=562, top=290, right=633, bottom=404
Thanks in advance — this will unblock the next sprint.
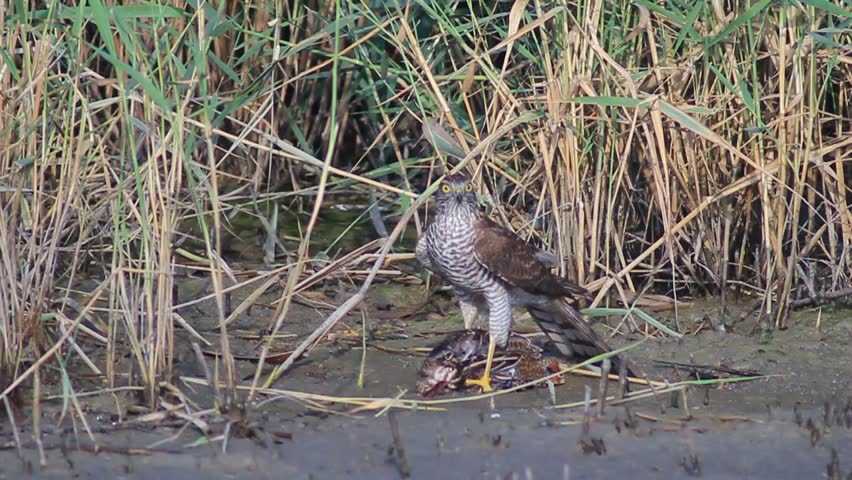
left=0, top=0, right=849, bottom=421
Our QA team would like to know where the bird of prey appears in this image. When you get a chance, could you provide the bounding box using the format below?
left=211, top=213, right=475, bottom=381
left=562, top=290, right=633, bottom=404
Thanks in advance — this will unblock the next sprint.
left=416, top=173, right=625, bottom=391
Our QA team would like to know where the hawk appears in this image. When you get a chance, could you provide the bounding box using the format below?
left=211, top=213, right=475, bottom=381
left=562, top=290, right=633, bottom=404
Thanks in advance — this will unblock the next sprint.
left=416, top=173, right=626, bottom=391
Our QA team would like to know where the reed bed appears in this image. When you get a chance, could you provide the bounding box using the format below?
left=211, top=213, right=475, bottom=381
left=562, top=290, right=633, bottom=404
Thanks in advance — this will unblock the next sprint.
left=0, top=0, right=850, bottom=424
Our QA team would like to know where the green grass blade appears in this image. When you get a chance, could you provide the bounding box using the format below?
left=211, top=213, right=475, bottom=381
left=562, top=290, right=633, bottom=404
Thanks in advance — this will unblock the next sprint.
left=799, top=0, right=852, bottom=19
left=709, top=0, right=773, bottom=47
left=583, top=307, right=683, bottom=338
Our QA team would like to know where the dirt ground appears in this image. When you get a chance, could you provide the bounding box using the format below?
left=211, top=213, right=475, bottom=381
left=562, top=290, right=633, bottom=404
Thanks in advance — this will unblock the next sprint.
left=2, top=277, right=851, bottom=479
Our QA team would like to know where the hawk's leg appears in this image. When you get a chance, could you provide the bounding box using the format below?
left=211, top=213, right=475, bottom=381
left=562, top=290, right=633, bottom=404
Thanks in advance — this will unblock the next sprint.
left=465, top=335, right=497, bottom=393
left=415, top=236, right=433, bottom=273
left=460, top=301, right=479, bottom=329
left=456, top=290, right=482, bottom=329
left=465, top=285, right=512, bottom=392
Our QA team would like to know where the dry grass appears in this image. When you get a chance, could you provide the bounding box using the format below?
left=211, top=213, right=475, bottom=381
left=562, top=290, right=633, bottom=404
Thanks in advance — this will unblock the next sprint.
left=0, top=0, right=850, bottom=424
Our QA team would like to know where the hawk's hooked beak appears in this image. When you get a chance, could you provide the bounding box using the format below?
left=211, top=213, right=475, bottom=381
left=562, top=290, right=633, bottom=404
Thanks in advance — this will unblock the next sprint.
left=455, top=193, right=464, bottom=203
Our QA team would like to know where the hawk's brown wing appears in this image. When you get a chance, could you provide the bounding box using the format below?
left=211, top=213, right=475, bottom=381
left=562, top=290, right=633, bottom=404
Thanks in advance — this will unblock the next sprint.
left=472, top=217, right=588, bottom=299
left=473, top=217, right=636, bottom=375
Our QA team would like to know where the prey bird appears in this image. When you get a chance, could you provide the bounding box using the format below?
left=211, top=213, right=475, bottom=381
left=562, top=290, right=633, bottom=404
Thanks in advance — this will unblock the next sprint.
left=416, top=329, right=564, bottom=396
left=416, top=173, right=626, bottom=391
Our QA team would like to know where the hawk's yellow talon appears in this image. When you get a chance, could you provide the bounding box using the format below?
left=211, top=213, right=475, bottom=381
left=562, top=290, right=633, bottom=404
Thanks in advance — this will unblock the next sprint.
left=466, top=334, right=497, bottom=393
left=465, top=375, right=494, bottom=392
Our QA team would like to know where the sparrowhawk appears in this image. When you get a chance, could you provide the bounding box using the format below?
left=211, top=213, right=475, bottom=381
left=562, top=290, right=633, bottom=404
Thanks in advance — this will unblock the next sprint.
left=416, top=173, right=626, bottom=391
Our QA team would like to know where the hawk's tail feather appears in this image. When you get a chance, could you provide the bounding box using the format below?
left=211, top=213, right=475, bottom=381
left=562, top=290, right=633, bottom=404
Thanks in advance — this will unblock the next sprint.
left=526, top=298, right=634, bottom=376
left=555, top=277, right=593, bottom=301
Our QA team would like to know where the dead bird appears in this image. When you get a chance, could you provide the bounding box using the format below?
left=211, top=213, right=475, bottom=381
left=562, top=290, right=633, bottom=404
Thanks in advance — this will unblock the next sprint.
left=416, top=330, right=564, bottom=397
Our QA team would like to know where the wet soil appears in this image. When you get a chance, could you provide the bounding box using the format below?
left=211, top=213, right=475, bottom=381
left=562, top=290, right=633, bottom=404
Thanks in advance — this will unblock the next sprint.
left=3, top=273, right=852, bottom=479
left=13, top=409, right=852, bottom=480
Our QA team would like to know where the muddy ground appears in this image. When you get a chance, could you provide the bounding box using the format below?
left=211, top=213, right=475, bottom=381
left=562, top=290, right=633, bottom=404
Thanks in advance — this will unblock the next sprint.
left=2, top=272, right=852, bottom=479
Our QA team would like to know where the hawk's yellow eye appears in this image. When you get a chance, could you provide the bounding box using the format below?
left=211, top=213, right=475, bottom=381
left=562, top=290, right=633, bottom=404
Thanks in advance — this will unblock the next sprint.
left=441, top=184, right=451, bottom=193
left=464, top=183, right=473, bottom=192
